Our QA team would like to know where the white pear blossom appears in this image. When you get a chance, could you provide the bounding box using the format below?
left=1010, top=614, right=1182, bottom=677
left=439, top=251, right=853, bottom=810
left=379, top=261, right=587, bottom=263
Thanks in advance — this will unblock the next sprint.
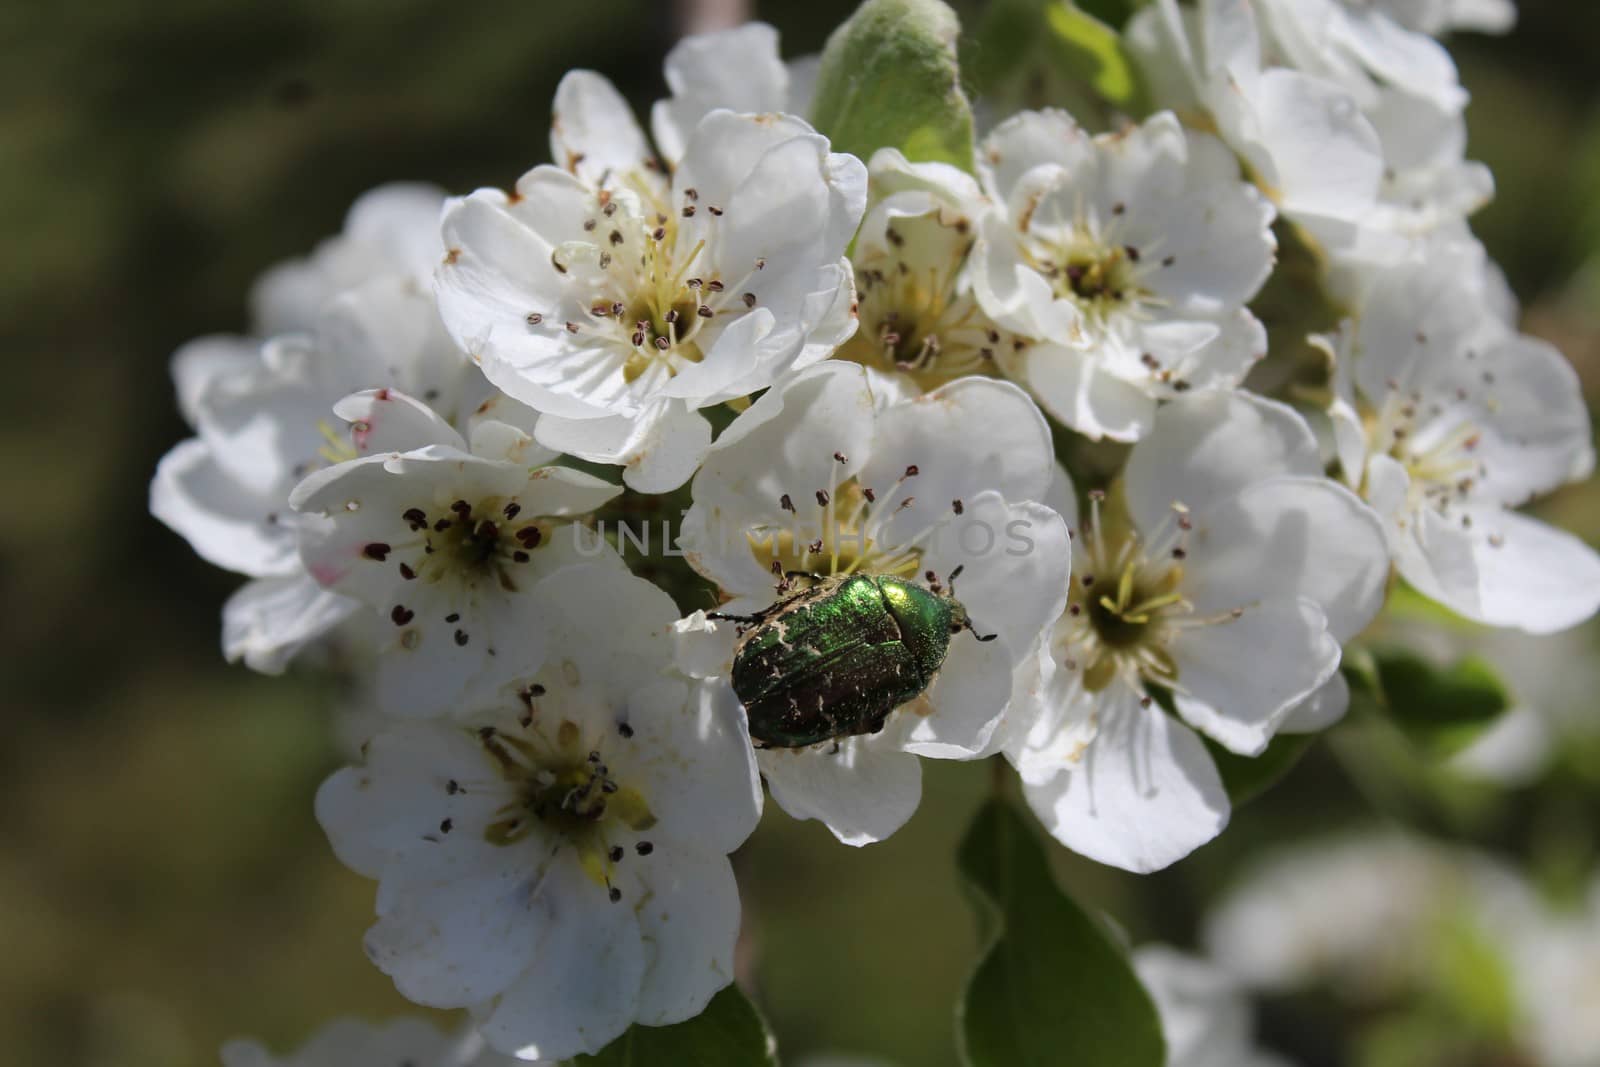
left=1326, top=255, right=1600, bottom=633
left=1322, top=99, right=1492, bottom=290
left=678, top=361, right=1070, bottom=845
left=1004, top=392, right=1389, bottom=872
left=251, top=182, right=452, bottom=337
left=435, top=68, right=864, bottom=492
left=221, top=1018, right=521, bottom=1067
left=1369, top=0, right=1516, bottom=36
left=972, top=109, right=1275, bottom=441
left=290, top=389, right=623, bottom=716
left=1128, top=0, right=1386, bottom=257
left=151, top=277, right=478, bottom=673
left=652, top=22, right=790, bottom=165
left=835, top=148, right=1008, bottom=392
left=317, top=565, right=762, bottom=1061
left=1254, top=0, right=1468, bottom=114
left=1133, top=946, right=1294, bottom=1067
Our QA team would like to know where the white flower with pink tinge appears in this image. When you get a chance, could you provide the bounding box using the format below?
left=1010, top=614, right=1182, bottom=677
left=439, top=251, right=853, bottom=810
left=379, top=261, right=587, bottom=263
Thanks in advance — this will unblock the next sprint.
left=290, top=389, right=622, bottom=717
left=150, top=253, right=478, bottom=674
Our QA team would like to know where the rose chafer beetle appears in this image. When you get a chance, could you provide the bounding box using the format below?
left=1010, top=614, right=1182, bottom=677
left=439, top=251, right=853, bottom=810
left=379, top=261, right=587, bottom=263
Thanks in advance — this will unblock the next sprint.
left=710, top=567, right=995, bottom=748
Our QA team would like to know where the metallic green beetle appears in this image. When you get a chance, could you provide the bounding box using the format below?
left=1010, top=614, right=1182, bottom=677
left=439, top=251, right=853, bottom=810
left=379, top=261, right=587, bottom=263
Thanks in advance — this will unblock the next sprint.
left=710, top=568, right=995, bottom=749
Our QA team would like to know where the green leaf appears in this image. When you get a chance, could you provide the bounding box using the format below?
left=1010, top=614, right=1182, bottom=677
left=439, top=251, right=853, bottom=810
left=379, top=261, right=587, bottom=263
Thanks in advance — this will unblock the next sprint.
left=964, top=0, right=1147, bottom=114
left=811, top=0, right=976, bottom=171
left=956, top=799, right=1166, bottom=1067
left=1206, top=732, right=1316, bottom=805
left=1351, top=646, right=1512, bottom=759
left=569, top=985, right=778, bottom=1067
left=1383, top=581, right=1484, bottom=631
left=1042, top=3, right=1147, bottom=111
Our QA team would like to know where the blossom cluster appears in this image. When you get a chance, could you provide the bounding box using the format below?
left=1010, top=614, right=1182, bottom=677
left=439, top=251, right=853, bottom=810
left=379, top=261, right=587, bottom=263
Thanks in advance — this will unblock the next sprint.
left=148, top=2, right=1598, bottom=1061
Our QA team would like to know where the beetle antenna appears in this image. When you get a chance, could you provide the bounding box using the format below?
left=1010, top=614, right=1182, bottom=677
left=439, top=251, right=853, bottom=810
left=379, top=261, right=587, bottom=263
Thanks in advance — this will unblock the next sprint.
left=947, top=564, right=965, bottom=594
left=965, top=617, right=998, bottom=642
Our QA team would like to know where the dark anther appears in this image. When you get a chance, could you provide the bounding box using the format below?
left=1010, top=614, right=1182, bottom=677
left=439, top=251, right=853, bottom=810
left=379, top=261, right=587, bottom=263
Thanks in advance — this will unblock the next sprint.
left=454, top=629, right=469, bottom=646
left=635, top=841, right=654, bottom=855
left=363, top=543, right=391, bottom=561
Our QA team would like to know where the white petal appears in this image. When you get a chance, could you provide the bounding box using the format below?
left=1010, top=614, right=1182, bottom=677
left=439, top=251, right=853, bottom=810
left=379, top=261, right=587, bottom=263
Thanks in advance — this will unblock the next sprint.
left=651, top=23, right=788, bottom=164
left=979, top=107, right=1093, bottom=202
left=222, top=575, right=357, bottom=674
left=628, top=847, right=741, bottom=1025
left=1252, top=69, right=1384, bottom=225
left=332, top=388, right=465, bottom=455
left=670, top=610, right=737, bottom=680
left=1022, top=693, right=1230, bottom=873
left=525, top=564, right=679, bottom=708
left=1464, top=507, right=1600, bottom=634
left=315, top=278, right=473, bottom=420
left=620, top=677, right=763, bottom=854
left=1010, top=342, right=1157, bottom=442
left=1171, top=597, right=1341, bottom=756
left=315, top=723, right=509, bottom=877
left=550, top=70, right=653, bottom=185
left=862, top=379, right=1056, bottom=546
left=1183, top=475, right=1391, bottom=642
left=170, top=335, right=258, bottom=427
left=893, top=628, right=1016, bottom=759
left=1279, top=671, right=1351, bottom=734
left=472, top=858, right=644, bottom=1060
left=1125, top=392, right=1321, bottom=532
left=918, top=496, right=1072, bottom=662
left=469, top=393, right=560, bottom=467
left=150, top=438, right=297, bottom=577
left=759, top=739, right=923, bottom=846
left=342, top=182, right=450, bottom=282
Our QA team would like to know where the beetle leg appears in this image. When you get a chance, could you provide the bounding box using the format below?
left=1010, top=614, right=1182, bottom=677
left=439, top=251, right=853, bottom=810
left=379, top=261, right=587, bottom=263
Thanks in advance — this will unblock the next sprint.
left=707, top=610, right=769, bottom=624
left=965, top=618, right=999, bottom=642
left=783, top=569, right=829, bottom=583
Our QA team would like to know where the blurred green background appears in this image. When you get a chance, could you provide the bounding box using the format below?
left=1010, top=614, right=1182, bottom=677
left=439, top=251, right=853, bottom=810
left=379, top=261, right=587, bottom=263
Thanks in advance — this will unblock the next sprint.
left=3, top=1, right=1599, bottom=1064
